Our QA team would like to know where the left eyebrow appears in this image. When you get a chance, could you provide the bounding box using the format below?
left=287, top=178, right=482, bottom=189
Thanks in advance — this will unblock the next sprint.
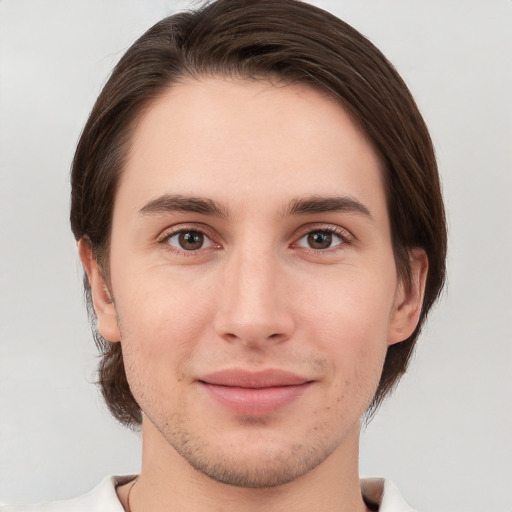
left=138, top=194, right=229, bottom=218
left=284, top=195, right=372, bottom=219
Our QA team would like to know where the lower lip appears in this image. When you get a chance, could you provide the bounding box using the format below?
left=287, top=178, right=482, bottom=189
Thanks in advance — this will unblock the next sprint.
left=200, top=382, right=311, bottom=416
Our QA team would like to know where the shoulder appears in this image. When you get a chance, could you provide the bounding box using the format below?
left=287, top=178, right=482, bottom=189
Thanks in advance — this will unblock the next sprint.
left=361, top=478, right=419, bottom=512
left=0, top=476, right=134, bottom=512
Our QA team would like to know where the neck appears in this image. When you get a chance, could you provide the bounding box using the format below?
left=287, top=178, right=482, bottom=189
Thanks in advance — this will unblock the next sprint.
left=121, top=417, right=369, bottom=512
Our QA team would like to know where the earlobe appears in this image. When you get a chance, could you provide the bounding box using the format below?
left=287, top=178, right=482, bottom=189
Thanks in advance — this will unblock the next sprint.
left=78, top=237, right=121, bottom=343
left=388, top=248, right=429, bottom=346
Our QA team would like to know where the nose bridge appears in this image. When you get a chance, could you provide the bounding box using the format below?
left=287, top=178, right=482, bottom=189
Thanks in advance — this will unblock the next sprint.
left=215, top=239, right=294, bottom=345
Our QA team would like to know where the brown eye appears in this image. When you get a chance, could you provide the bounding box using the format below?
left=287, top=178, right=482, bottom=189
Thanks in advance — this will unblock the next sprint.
left=307, top=231, right=332, bottom=249
left=296, top=230, right=344, bottom=250
left=165, top=230, right=212, bottom=251
left=178, top=231, right=204, bottom=250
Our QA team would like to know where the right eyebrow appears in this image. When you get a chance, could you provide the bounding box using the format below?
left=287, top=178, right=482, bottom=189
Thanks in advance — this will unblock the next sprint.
left=138, top=194, right=229, bottom=218
left=284, top=195, right=372, bottom=219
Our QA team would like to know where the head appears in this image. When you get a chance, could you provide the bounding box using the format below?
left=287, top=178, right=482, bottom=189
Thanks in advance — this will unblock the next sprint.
left=71, top=0, right=446, bottom=438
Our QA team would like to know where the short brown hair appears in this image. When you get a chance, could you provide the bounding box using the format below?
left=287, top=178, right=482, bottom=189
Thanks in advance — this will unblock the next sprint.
left=70, top=0, right=447, bottom=427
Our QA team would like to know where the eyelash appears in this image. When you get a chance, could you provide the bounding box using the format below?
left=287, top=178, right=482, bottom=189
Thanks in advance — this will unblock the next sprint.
left=293, top=225, right=353, bottom=253
left=157, top=225, right=220, bottom=256
left=157, top=224, right=354, bottom=255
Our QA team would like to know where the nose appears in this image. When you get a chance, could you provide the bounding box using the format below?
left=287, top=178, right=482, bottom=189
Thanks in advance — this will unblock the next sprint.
left=214, top=248, right=295, bottom=348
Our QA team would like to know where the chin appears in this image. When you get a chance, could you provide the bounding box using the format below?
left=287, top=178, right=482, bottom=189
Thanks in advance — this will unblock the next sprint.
left=179, top=446, right=328, bottom=488
left=162, top=418, right=341, bottom=489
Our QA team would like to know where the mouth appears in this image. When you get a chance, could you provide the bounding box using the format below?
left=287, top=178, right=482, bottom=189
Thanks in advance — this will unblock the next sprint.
left=197, top=368, right=313, bottom=416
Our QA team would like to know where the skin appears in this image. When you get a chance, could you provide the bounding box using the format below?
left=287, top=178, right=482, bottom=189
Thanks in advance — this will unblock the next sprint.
left=80, top=77, right=427, bottom=512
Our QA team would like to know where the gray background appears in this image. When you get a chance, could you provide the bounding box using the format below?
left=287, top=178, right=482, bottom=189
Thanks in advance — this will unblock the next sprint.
left=1, top=1, right=511, bottom=510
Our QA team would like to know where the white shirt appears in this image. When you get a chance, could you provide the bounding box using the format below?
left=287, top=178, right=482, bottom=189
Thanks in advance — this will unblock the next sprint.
left=1, top=476, right=417, bottom=511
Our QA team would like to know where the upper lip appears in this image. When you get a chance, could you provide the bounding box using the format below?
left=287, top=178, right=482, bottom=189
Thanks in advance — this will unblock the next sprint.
left=199, top=369, right=310, bottom=388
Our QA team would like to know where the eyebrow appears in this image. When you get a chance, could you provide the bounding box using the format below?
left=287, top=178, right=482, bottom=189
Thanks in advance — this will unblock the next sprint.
left=284, top=195, right=372, bottom=219
left=139, top=194, right=228, bottom=217
left=138, top=193, right=372, bottom=220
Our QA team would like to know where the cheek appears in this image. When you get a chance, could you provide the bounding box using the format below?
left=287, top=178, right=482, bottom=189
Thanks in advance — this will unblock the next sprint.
left=112, top=273, right=218, bottom=414
left=112, top=271, right=216, bottom=367
left=300, top=269, right=395, bottom=394
left=302, top=266, right=396, bottom=344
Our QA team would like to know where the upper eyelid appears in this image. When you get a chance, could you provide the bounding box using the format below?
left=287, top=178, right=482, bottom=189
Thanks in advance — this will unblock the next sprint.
left=292, top=223, right=355, bottom=241
left=157, top=223, right=217, bottom=242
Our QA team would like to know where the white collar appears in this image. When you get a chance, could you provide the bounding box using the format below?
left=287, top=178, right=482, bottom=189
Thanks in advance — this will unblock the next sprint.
left=1, top=475, right=417, bottom=511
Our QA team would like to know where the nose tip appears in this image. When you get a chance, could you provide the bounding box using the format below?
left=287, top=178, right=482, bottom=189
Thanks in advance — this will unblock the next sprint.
left=219, top=323, right=292, bottom=347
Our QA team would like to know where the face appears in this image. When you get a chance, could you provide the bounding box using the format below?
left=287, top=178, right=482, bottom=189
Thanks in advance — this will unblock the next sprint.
left=83, top=77, right=425, bottom=487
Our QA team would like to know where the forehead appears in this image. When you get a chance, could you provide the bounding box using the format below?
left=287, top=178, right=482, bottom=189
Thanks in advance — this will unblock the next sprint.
left=117, top=76, right=386, bottom=216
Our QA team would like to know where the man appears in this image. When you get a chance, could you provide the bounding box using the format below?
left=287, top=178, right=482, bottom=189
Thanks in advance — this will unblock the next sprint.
left=3, top=0, right=446, bottom=510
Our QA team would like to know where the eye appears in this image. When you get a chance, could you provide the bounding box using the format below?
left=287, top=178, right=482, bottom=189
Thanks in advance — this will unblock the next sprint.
left=165, top=230, right=214, bottom=251
left=296, top=229, right=344, bottom=250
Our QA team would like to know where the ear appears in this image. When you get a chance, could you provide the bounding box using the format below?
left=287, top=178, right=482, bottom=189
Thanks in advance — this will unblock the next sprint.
left=388, top=248, right=429, bottom=346
left=78, top=237, right=121, bottom=343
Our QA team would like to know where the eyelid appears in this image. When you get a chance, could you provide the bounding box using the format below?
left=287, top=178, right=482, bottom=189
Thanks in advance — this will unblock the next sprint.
left=291, top=223, right=355, bottom=251
left=155, top=222, right=354, bottom=255
left=157, top=223, right=222, bottom=253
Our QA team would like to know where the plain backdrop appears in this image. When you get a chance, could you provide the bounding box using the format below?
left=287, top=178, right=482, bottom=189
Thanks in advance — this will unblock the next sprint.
left=0, top=1, right=511, bottom=511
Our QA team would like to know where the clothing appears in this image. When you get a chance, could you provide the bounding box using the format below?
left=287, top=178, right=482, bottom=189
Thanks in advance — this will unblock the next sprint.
left=1, top=475, right=417, bottom=511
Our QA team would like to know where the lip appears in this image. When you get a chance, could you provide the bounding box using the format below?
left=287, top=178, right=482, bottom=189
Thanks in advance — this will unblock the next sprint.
left=198, top=369, right=313, bottom=416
